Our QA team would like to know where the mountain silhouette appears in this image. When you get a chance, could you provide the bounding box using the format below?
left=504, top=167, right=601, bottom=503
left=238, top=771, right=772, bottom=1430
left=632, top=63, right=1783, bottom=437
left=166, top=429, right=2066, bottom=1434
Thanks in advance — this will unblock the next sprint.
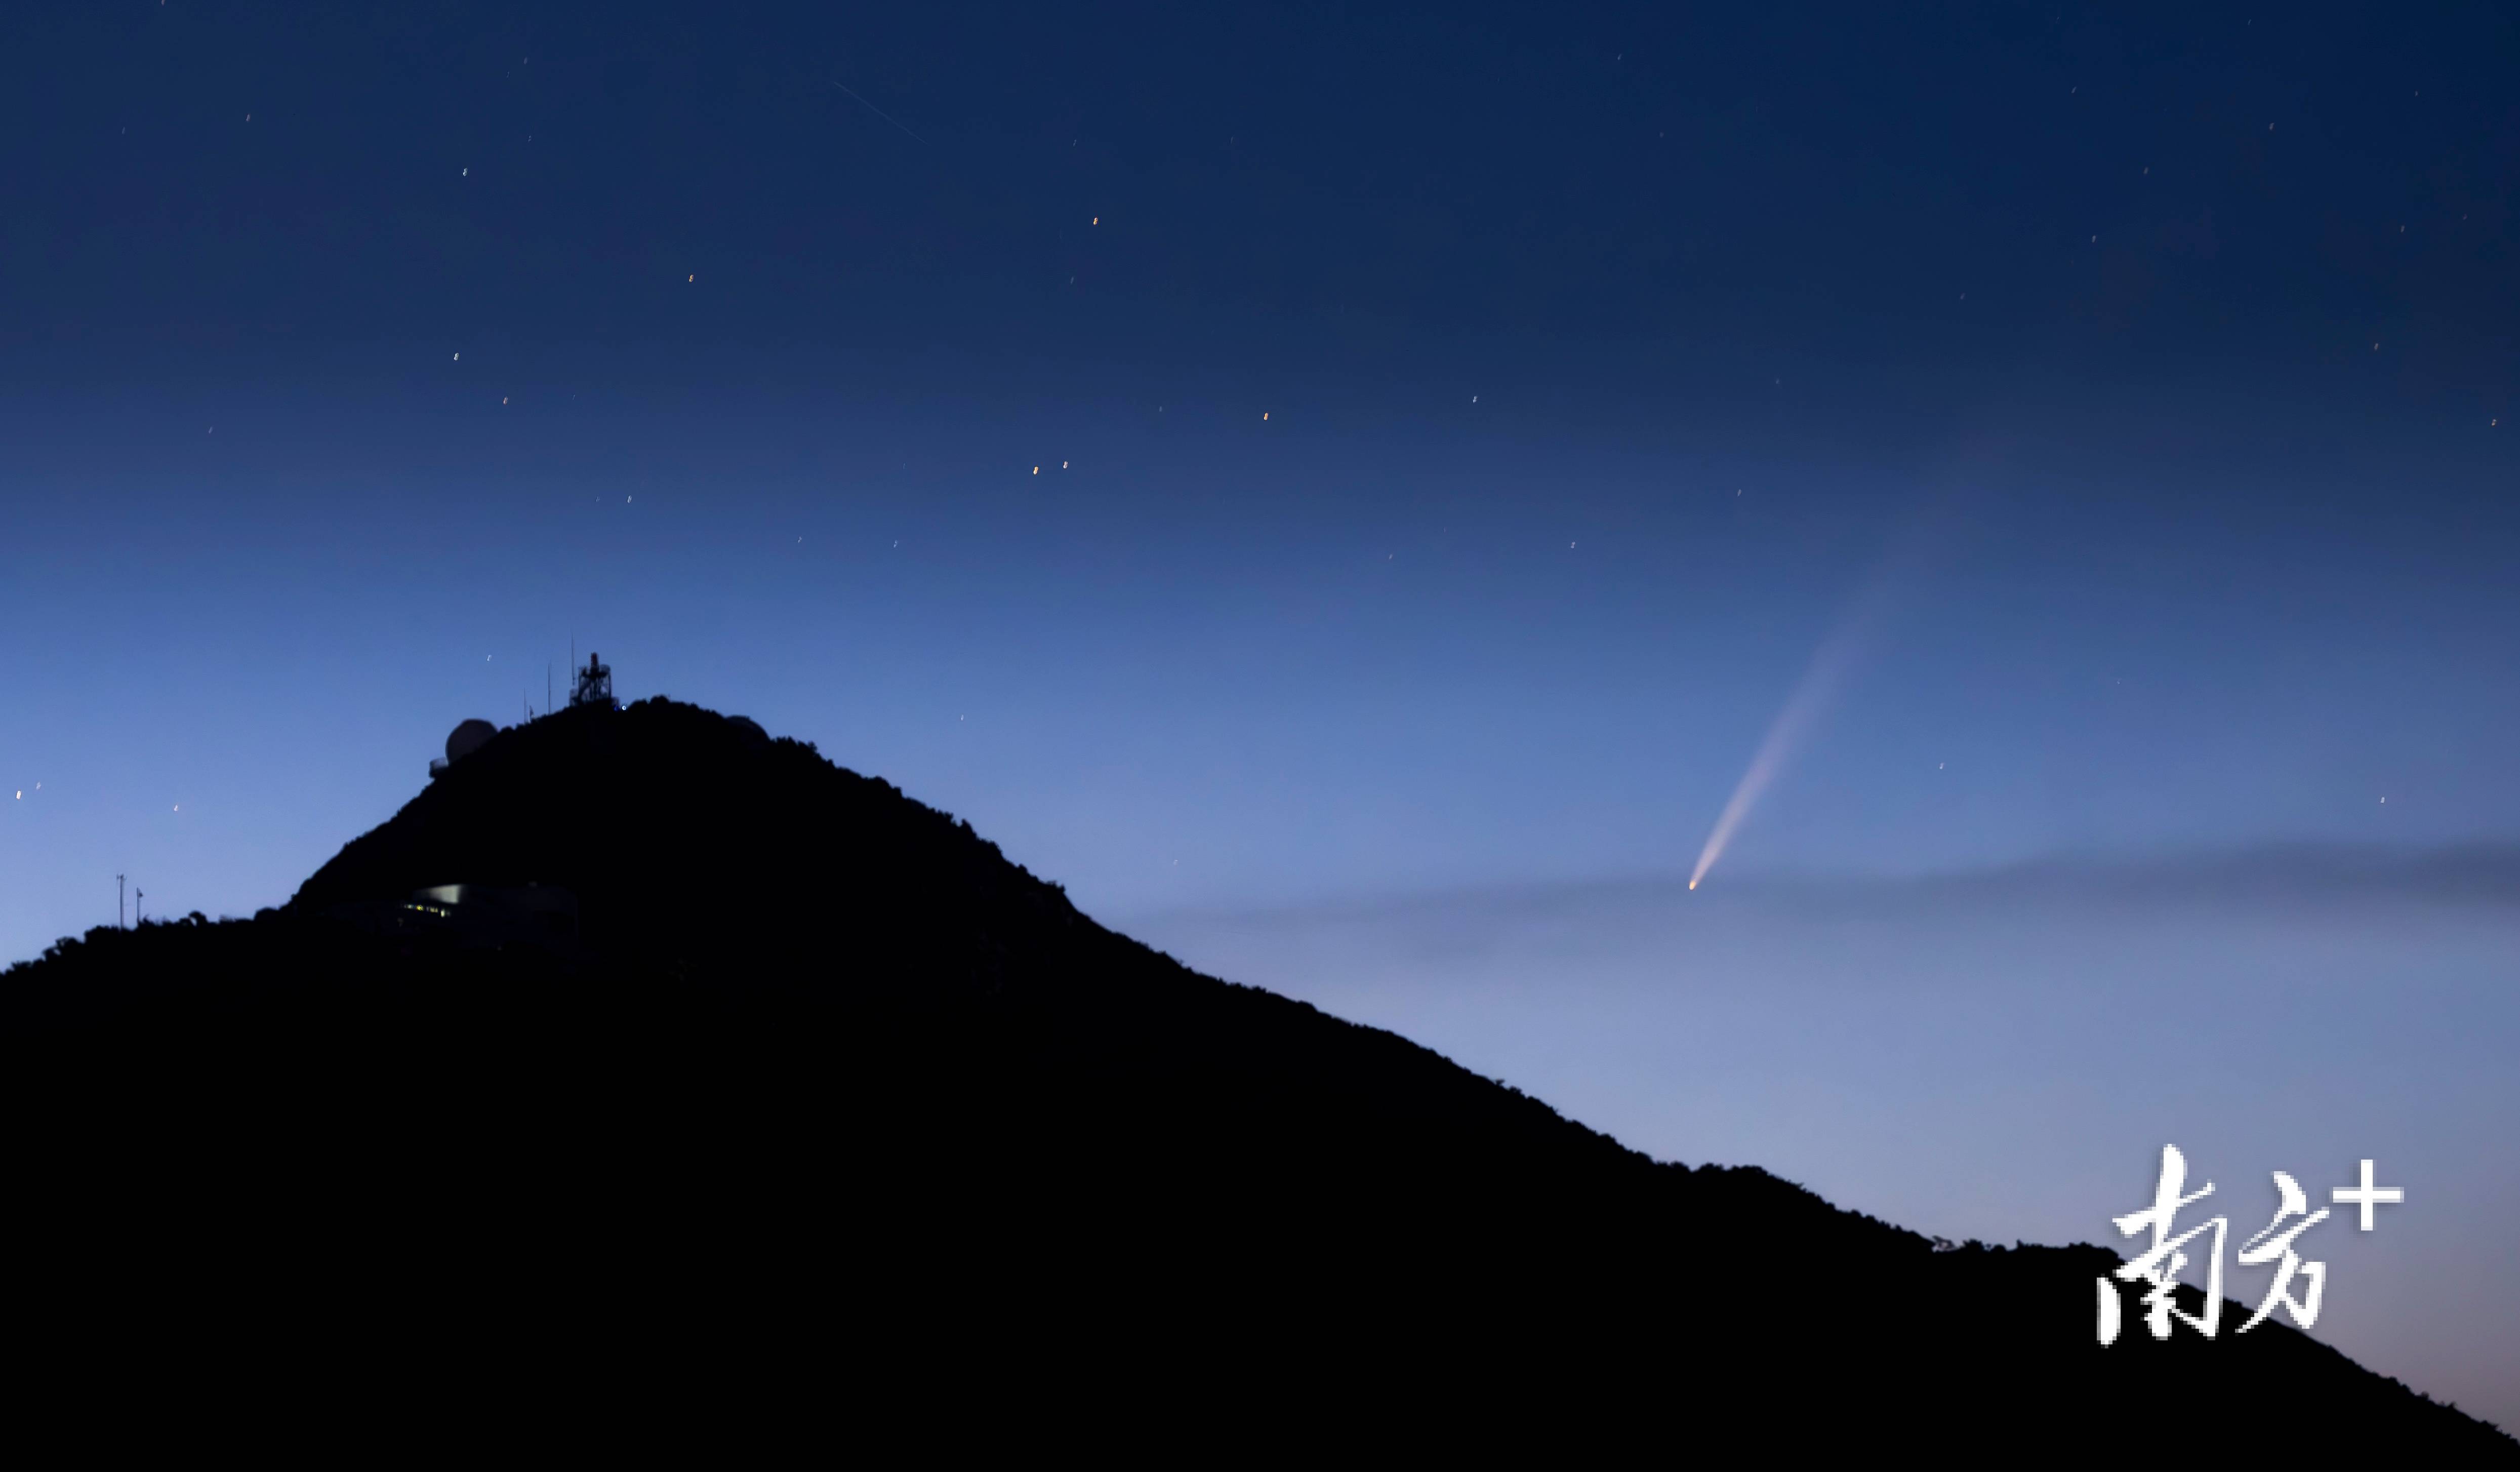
left=6, top=698, right=2510, bottom=1455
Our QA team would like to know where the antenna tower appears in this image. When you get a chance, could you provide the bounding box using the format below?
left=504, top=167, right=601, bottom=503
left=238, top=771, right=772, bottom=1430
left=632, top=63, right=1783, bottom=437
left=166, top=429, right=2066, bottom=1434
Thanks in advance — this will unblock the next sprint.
left=570, top=650, right=615, bottom=710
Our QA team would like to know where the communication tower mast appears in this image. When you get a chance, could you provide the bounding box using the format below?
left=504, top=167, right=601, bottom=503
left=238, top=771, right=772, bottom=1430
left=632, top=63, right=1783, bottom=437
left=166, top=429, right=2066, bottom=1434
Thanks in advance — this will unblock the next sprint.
left=570, top=651, right=616, bottom=710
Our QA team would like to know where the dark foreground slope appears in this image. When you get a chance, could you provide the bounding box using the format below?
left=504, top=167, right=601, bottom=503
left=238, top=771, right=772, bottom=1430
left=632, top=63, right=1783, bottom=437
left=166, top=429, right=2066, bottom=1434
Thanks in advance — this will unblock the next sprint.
left=7, top=700, right=2509, bottom=1455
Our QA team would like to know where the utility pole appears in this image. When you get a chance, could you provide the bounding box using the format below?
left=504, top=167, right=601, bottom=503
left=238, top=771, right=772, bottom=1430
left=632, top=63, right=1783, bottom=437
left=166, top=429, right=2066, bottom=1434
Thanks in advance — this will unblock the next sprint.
left=135, top=888, right=143, bottom=927
left=117, top=874, right=125, bottom=930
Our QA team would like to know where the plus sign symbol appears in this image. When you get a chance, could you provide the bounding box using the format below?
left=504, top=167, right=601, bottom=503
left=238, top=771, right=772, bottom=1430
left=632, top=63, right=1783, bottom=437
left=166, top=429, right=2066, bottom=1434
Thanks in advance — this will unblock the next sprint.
left=2332, top=1159, right=2405, bottom=1232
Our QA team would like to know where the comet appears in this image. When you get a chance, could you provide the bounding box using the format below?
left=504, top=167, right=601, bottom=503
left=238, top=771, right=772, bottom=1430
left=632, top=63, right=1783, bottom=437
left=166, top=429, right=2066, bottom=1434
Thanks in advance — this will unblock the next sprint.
left=1687, top=486, right=1968, bottom=891
left=1687, top=608, right=1874, bottom=891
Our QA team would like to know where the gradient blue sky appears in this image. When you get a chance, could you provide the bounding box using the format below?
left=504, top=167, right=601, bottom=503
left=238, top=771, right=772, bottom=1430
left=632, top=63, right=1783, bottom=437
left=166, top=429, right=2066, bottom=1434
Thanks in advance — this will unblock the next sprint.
left=3, top=0, right=2514, bottom=1423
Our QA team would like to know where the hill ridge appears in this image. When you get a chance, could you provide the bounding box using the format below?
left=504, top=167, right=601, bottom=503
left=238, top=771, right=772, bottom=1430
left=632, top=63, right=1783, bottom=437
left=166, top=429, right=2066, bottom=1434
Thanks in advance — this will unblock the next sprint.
left=5, top=697, right=2509, bottom=1454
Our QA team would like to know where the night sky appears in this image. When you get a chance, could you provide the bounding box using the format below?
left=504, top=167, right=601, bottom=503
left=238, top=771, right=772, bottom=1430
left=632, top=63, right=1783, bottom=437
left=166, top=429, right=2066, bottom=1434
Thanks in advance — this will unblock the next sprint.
left=5, top=1, right=2516, bottom=1422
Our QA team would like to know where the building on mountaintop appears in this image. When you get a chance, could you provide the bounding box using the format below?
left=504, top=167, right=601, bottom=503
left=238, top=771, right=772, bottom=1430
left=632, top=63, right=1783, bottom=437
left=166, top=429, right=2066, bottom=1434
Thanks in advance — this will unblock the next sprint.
left=430, top=718, right=498, bottom=779
left=571, top=652, right=616, bottom=711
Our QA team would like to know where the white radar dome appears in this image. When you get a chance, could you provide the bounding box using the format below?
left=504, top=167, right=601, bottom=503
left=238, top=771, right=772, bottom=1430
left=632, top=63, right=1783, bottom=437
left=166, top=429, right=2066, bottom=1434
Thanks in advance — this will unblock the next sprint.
left=445, top=719, right=498, bottom=765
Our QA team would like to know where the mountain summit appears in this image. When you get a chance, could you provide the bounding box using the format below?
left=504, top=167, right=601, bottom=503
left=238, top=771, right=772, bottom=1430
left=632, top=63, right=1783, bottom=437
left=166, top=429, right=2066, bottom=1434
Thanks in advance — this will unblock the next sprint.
left=8, top=699, right=2510, bottom=1455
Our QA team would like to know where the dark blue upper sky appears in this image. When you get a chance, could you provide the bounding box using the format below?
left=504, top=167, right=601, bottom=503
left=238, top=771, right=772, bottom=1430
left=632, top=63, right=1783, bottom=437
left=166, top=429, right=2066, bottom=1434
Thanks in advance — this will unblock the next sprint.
left=10, top=1, right=2517, bottom=373
left=4, top=0, right=2517, bottom=949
